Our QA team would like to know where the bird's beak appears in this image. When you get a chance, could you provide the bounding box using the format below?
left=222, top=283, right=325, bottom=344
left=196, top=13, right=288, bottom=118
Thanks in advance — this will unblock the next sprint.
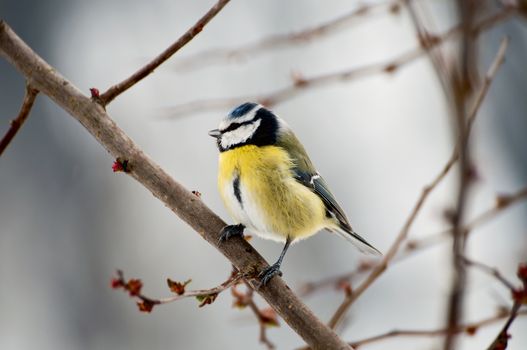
left=208, top=129, right=221, bottom=138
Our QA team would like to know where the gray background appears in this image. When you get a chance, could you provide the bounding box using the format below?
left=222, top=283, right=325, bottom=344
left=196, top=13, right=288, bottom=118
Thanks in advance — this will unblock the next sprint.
left=1, top=1, right=526, bottom=349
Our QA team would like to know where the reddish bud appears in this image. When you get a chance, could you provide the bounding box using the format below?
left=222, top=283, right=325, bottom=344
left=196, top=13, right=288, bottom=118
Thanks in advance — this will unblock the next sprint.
left=465, top=325, right=478, bottom=335
left=191, top=190, right=202, bottom=198
left=442, top=207, right=458, bottom=224
left=517, top=263, right=527, bottom=282
left=512, top=288, right=527, bottom=304
left=489, top=331, right=510, bottom=350
left=137, top=300, right=155, bottom=313
left=259, top=307, right=279, bottom=327
left=196, top=293, right=218, bottom=307
left=384, top=63, right=398, bottom=73
left=111, top=278, right=123, bottom=289
left=126, top=279, right=143, bottom=296
left=495, top=194, right=513, bottom=209
left=291, top=71, right=307, bottom=87
left=337, top=280, right=353, bottom=297
left=112, top=158, right=129, bottom=173
left=167, top=278, right=191, bottom=295
left=90, top=88, right=100, bottom=98
left=358, top=260, right=373, bottom=272
left=406, top=240, right=418, bottom=250
left=418, top=32, right=440, bottom=49
left=231, top=284, right=248, bottom=308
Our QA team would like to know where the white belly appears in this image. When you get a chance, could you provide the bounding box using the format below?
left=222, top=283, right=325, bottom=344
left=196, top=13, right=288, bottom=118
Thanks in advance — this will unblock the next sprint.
left=221, top=179, right=286, bottom=242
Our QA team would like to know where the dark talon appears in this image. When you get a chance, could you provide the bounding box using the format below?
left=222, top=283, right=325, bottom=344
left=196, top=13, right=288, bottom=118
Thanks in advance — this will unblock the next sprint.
left=257, top=263, right=283, bottom=288
left=256, top=236, right=292, bottom=289
left=218, top=224, right=245, bottom=243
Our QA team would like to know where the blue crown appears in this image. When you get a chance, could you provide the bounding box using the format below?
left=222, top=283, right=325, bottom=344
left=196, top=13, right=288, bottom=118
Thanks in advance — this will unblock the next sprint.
left=229, top=102, right=258, bottom=118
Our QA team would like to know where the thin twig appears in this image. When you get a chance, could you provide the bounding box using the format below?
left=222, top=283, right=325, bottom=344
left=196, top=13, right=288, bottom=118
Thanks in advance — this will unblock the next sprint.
left=351, top=310, right=527, bottom=348
left=165, top=5, right=517, bottom=118
left=327, top=36, right=510, bottom=331
left=0, top=83, right=38, bottom=156
left=487, top=262, right=527, bottom=349
left=486, top=302, right=522, bottom=350
left=406, top=186, right=527, bottom=255
left=462, top=257, right=517, bottom=291
left=98, top=0, right=231, bottom=106
left=406, top=0, right=453, bottom=100
left=113, top=270, right=244, bottom=311
left=240, top=282, right=277, bottom=350
left=173, top=0, right=405, bottom=71
left=0, top=21, right=352, bottom=350
left=301, top=186, right=527, bottom=297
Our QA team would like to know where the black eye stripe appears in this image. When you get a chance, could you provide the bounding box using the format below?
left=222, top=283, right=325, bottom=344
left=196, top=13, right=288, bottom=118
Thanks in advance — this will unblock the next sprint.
left=222, top=118, right=259, bottom=133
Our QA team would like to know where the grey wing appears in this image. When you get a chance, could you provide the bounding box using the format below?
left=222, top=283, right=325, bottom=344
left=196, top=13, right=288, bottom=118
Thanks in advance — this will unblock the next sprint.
left=277, top=129, right=381, bottom=254
left=293, top=170, right=352, bottom=230
left=293, top=169, right=382, bottom=255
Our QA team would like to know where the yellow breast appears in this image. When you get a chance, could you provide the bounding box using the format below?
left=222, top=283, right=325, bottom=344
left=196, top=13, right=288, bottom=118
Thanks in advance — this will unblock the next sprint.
left=218, top=145, right=327, bottom=241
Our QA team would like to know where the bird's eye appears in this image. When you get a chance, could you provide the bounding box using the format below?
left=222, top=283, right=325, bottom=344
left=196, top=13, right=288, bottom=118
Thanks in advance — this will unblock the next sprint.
left=222, top=122, right=241, bottom=133
left=222, top=118, right=259, bottom=133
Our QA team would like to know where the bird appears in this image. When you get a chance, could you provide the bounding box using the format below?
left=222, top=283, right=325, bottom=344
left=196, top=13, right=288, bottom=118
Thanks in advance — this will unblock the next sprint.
left=209, top=102, right=381, bottom=286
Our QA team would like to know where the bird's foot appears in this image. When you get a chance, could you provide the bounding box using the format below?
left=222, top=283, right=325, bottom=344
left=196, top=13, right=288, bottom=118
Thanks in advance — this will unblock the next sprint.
left=257, top=263, right=283, bottom=288
left=218, top=224, right=245, bottom=243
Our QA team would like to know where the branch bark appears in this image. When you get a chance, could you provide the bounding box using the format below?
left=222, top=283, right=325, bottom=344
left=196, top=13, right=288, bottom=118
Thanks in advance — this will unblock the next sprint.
left=0, top=20, right=352, bottom=350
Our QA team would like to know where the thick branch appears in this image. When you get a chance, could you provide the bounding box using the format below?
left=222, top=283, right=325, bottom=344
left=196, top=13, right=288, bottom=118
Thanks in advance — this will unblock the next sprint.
left=0, top=83, right=38, bottom=156
left=98, top=0, right=231, bottom=106
left=0, top=21, right=351, bottom=350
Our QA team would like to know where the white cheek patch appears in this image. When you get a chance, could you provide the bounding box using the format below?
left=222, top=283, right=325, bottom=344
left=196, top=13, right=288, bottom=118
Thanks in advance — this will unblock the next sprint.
left=220, top=119, right=261, bottom=149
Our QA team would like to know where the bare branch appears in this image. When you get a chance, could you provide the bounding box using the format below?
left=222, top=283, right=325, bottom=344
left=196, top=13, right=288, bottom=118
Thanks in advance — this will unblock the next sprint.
left=351, top=310, right=527, bottom=348
left=173, top=0, right=404, bottom=71
left=0, top=20, right=353, bottom=350
left=165, top=5, right=517, bottom=118
left=98, top=0, right=231, bottom=106
left=407, top=186, right=527, bottom=255
left=462, top=257, right=517, bottom=291
left=232, top=282, right=278, bottom=350
left=327, top=36, right=510, bottom=331
left=112, top=270, right=243, bottom=312
left=486, top=302, right=523, bottom=350
left=487, top=262, right=527, bottom=349
left=301, top=186, right=527, bottom=297
left=0, top=83, right=38, bottom=156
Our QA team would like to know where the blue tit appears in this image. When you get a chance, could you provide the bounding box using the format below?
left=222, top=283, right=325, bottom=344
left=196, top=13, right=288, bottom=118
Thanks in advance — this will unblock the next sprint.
left=209, top=102, right=381, bottom=286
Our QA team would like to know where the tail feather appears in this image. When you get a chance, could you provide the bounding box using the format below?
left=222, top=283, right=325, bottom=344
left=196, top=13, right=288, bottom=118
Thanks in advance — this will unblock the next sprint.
left=335, top=226, right=382, bottom=256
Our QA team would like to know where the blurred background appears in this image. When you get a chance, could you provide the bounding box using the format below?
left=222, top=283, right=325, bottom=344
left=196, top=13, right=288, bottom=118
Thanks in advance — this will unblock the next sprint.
left=1, top=0, right=526, bottom=349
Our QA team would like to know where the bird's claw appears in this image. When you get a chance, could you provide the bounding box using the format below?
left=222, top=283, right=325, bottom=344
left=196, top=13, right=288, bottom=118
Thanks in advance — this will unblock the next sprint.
left=257, top=264, right=283, bottom=289
left=218, top=224, right=245, bottom=243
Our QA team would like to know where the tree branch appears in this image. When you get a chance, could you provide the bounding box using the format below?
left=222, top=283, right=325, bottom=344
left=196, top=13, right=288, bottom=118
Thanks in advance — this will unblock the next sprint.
left=164, top=5, right=517, bottom=118
left=112, top=269, right=243, bottom=312
left=327, top=36, right=510, bottom=331
left=350, top=310, right=527, bottom=348
left=300, top=186, right=527, bottom=298
left=98, top=0, right=231, bottom=106
left=0, top=83, right=38, bottom=156
left=0, top=20, right=352, bottom=350
left=173, top=0, right=404, bottom=71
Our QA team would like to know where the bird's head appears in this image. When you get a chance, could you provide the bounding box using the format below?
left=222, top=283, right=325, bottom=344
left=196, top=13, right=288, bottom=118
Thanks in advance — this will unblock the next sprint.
left=209, top=102, right=286, bottom=152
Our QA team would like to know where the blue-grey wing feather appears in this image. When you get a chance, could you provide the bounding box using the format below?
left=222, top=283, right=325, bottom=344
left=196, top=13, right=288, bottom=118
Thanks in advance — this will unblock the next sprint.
left=276, top=130, right=380, bottom=254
